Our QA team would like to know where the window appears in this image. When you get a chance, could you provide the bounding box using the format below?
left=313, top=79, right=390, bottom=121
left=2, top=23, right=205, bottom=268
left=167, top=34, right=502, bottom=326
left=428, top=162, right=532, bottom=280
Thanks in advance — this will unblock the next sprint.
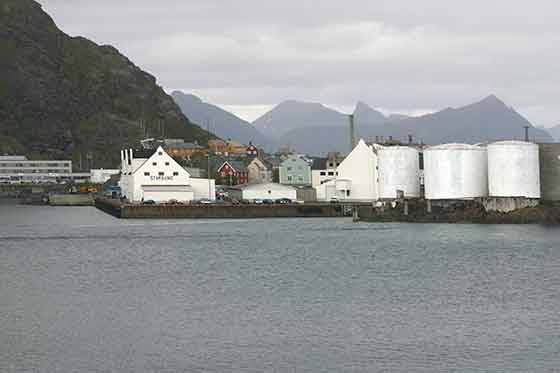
left=320, top=171, right=326, bottom=176
left=144, top=172, right=150, bottom=176
left=328, top=171, right=334, bottom=176
left=287, top=176, right=293, bottom=182
left=158, top=152, right=163, bottom=155
left=329, top=162, right=334, bottom=167
left=287, top=167, right=292, bottom=171
left=153, top=162, right=157, bottom=166
left=336, top=172, right=339, bottom=176
left=346, top=190, right=350, bottom=197
left=158, top=172, right=164, bottom=176
left=173, top=172, right=179, bottom=176
left=165, top=162, right=170, bottom=166
left=298, top=176, right=303, bottom=182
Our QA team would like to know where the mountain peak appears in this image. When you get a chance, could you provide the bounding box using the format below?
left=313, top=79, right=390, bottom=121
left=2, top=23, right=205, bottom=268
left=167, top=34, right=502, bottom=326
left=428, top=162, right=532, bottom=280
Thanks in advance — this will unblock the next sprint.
left=171, top=91, right=202, bottom=104
left=0, top=0, right=211, bottom=165
left=253, top=99, right=348, bottom=137
left=353, top=101, right=385, bottom=124
left=478, top=94, right=506, bottom=107
left=171, top=91, right=272, bottom=147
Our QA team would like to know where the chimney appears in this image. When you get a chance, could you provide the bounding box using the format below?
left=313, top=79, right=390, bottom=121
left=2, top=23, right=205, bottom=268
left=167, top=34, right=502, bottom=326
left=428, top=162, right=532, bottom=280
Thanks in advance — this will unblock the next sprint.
left=523, top=126, right=530, bottom=142
left=408, top=134, right=413, bottom=145
left=375, top=136, right=379, bottom=143
left=389, top=135, right=393, bottom=142
left=349, top=114, right=356, bottom=150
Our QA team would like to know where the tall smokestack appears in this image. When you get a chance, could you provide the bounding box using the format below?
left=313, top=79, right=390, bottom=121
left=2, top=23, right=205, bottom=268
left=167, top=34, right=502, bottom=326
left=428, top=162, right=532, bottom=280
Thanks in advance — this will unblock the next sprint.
left=524, top=126, right=530, bottom=142
left=349, top=114, right=356, bottom=150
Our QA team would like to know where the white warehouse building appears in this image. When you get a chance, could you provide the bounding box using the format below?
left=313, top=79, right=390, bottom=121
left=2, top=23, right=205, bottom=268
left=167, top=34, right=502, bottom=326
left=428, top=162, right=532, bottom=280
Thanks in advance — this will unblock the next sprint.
left=119, top=146, right=215, bottom=203
left=315, top=139, right=379, bottom=202
left=229, top=183, right=297, bottom=201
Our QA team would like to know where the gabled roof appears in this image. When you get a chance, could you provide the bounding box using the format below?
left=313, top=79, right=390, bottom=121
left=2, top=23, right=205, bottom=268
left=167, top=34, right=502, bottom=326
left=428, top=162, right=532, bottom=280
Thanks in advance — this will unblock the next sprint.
left=134, top=146, right=191, bottom=178
left=228, top=160, right=249, bottom=171
left=280, top=154, right=309, bottom=167
left=248, top=157, right=271, bottom=170
left=217, top=159, right=249, bottom=173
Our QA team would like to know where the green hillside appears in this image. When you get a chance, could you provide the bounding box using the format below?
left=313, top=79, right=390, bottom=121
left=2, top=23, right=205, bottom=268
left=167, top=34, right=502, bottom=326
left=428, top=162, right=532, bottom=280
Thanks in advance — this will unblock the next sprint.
left=0, top=0, right=213, bottom=168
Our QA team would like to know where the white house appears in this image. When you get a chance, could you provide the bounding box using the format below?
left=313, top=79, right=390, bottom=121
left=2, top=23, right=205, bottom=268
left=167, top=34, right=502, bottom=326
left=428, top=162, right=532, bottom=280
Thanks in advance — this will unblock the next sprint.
left=311, top=153, right=343, bottom=188
left=119, top=146, right=215, bottom=203
left=315, top=139, right=378, bottom=202
left=90, top=169, right=120, bottom=184
left=247, top=158, right=272, bottom=184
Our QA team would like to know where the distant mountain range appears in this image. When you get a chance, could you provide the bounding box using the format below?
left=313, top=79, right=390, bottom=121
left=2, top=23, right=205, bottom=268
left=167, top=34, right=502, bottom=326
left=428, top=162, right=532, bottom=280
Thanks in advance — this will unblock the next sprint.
left=171, top=91, right=271, bottom=148
left=250, top=95, right=553, bottom=154
left=172, top=93, right=553, bottom=155
left=544, top=125, right=560, bottom=141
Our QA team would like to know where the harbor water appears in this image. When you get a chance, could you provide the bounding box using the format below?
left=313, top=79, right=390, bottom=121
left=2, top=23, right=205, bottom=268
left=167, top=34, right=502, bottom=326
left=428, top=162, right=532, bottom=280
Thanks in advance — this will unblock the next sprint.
left=1, top=201, right=560, bottom=372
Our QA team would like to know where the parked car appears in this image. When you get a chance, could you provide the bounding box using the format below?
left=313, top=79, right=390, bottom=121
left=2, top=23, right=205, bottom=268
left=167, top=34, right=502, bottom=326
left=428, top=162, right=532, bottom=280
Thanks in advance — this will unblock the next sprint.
left=197, top=198, right=212, bottom=204
left=253, top=199, right=264, bottom=204
left=330, top=196, right=339, bottom=204
left=263, top=199, right=274, bottom=204
left=142, top=200, right=156, bottom=205
left=275, top=198, right=292, bottom=204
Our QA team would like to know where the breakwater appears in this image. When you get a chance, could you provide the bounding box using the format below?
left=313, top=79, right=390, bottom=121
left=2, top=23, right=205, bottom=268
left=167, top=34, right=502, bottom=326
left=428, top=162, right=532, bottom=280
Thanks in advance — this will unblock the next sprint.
left=95, top=198, right=350, bottom=219
left=357, top=199, right=560, bottom=224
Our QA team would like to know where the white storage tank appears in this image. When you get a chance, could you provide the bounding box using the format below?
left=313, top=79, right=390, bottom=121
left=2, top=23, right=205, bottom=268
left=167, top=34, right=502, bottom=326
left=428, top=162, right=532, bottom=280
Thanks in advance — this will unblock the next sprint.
left=424, top=143, right=488, bottom=200
left=377, top=146, right=420, bottom=199
left=487, top=141, right=540, bottom=198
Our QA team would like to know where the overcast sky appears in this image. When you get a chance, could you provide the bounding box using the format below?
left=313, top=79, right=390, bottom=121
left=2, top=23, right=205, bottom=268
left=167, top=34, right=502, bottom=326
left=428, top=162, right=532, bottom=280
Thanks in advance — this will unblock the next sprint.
left=40, top=0, right=559, bottom=126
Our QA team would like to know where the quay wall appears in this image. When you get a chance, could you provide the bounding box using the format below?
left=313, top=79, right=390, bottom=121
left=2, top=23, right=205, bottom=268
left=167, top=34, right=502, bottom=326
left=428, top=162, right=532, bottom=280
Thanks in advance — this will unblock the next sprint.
left=95, top=198, right=348, bottom=219
left=49, top=194, right=94, bottom=206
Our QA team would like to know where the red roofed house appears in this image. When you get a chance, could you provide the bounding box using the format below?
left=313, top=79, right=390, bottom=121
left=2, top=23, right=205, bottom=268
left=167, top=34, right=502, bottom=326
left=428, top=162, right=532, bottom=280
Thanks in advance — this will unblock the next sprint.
left=216, top=160, right=249, bottom=185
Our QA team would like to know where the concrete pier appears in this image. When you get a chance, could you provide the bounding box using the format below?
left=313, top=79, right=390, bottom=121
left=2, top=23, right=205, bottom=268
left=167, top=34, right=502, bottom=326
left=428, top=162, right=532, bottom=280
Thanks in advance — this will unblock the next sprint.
left=95, top=198, right=351, bottom=219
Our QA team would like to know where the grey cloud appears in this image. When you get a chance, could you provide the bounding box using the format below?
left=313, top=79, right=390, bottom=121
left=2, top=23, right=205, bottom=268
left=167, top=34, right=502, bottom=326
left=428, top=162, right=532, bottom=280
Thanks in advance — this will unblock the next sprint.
left=40, top=0, right=560, bottom=125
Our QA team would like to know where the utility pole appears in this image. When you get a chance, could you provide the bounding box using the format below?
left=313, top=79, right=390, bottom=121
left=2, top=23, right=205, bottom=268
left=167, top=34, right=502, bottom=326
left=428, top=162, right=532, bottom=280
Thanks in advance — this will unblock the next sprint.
left=349, top=114, right=356, bottom=151
left=207, top=119, right=212, bottom=199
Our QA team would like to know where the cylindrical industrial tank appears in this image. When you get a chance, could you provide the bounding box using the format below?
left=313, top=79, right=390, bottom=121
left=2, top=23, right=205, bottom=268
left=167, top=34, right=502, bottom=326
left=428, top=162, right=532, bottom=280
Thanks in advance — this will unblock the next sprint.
left=488, top=141, right=540, bottom=198
left=424, top=143, right=488, bottom=200
left=377, top=146, right=420, bottom=199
